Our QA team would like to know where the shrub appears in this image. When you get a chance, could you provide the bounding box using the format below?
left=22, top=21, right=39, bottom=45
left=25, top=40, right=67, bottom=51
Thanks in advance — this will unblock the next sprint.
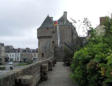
left=71, top=17, right=112, bottom=86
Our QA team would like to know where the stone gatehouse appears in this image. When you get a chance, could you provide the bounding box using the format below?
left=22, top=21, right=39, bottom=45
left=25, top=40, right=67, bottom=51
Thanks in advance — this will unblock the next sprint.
left=37, top=11, right=79, bottom=61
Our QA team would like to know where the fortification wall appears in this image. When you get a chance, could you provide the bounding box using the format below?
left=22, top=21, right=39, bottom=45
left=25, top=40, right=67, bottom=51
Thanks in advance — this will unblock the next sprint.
left=0, top=57, right=54, bottom=86
left=37, top=28, right=53, bottom=38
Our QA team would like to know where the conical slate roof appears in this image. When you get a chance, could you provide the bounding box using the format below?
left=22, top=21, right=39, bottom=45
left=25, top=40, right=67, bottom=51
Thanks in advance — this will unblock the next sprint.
left=40, top=15, right=54, bottom=28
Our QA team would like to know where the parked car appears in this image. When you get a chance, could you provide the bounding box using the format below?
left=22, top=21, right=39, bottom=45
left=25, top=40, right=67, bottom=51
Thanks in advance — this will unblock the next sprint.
left=8, top=62, right=13, bottom=65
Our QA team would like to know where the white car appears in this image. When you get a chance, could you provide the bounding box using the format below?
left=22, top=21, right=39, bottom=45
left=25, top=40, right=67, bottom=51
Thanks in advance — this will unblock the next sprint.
left=8, top=62, right=13, bottom=65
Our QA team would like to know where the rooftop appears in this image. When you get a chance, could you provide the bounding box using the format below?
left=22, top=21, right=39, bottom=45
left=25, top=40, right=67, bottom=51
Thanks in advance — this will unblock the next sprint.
left=40, top=15, right=54, bottom=28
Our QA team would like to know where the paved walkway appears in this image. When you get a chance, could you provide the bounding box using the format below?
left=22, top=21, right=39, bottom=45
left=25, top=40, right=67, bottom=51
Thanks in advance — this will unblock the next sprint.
left=39, top=62, right=77, bottom=86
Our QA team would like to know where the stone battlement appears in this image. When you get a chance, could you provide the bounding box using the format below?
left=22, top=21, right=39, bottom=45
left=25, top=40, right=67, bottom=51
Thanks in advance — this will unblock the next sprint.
left=0, top=57, right=55, bottom=86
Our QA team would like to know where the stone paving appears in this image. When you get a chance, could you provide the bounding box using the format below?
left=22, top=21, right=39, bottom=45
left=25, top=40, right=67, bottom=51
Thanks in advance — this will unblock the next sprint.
left=39, top=62, right=77, bottom=86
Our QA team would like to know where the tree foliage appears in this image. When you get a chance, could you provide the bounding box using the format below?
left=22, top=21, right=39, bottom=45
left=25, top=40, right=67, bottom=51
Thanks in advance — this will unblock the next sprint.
left=71, top=17, right=112, bottom=86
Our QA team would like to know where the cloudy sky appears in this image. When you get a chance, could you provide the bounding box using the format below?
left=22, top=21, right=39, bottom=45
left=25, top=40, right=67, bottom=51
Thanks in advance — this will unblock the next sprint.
left=0, top=0, right=112, bottom=48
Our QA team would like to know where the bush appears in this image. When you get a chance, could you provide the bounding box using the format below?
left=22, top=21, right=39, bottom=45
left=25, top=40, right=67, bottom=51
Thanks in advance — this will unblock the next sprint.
left=71, top=17, right=112, bottom=86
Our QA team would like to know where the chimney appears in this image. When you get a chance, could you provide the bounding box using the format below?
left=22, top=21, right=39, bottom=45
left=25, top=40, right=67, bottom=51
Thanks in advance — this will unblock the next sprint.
left=63, top=11, right=67, bottom=19
left=100, top=17, right=106, bottom=25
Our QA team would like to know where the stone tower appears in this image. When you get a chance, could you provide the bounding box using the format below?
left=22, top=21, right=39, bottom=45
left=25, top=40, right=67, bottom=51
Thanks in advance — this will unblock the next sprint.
left=37, top=12, right=78, bottom=61
left=37, top=16, right=55, bottom=60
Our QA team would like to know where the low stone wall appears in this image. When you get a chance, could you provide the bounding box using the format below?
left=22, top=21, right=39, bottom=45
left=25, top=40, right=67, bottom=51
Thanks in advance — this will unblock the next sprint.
left=0, top=57, right=54, bottom=86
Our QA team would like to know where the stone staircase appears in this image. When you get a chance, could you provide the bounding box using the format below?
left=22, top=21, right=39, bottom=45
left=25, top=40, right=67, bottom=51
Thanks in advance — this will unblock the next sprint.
left=54, top=47, right=64, bottom=62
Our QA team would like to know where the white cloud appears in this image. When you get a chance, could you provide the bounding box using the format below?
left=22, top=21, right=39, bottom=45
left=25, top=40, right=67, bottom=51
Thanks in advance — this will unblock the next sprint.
left=0, top=0, right=112, bottom=48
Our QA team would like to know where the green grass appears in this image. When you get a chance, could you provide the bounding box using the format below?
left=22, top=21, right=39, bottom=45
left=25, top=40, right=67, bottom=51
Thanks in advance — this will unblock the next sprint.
left=0, top=66, right=6, bottom=70
left=16, top=63, right=29, bottom=66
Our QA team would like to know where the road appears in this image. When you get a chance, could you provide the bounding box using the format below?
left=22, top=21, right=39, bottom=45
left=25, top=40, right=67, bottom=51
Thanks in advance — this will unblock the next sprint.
left=0, top=62, right=26, bottom=76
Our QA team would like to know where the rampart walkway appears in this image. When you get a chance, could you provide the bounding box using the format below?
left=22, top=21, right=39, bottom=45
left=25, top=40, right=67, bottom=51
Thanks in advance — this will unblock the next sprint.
left=39, top=62, right=76, bottom=86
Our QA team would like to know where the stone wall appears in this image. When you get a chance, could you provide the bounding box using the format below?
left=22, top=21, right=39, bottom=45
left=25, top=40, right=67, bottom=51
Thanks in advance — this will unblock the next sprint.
left=0, top=57, right=54, bottom=86
left=37, top=28, right=53, bottom=38
left=37, top=27, right=54, bottom=59
left=95, top=25, right=105, bottom=36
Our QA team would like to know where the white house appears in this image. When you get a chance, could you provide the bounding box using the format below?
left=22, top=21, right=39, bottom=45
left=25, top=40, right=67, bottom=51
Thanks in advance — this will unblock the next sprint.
left=6, top=49, right=21, bottom=62
left=5, top=46, right=38, bottom=62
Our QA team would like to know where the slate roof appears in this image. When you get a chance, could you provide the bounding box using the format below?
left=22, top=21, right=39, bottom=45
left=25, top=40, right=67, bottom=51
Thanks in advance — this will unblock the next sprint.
left=39, top=12, right=72, bottom=29
left=40, top=16, right=54, bottom=28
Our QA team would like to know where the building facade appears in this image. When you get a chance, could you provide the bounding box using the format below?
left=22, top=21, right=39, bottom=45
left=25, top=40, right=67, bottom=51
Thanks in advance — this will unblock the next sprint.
left=5, top=46, right=19, bottom=62
left=95, top=17, right=106, bottom=36
left=0, top=43, right=6, bottom=65
left=5, top=46, right=38, bottom=62
left=6, top=49, right=21, bottom=62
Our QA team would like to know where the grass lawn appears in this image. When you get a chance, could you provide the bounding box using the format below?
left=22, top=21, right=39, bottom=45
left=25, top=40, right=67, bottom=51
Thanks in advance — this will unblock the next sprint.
left=16, top=63, right=29, bottom=66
